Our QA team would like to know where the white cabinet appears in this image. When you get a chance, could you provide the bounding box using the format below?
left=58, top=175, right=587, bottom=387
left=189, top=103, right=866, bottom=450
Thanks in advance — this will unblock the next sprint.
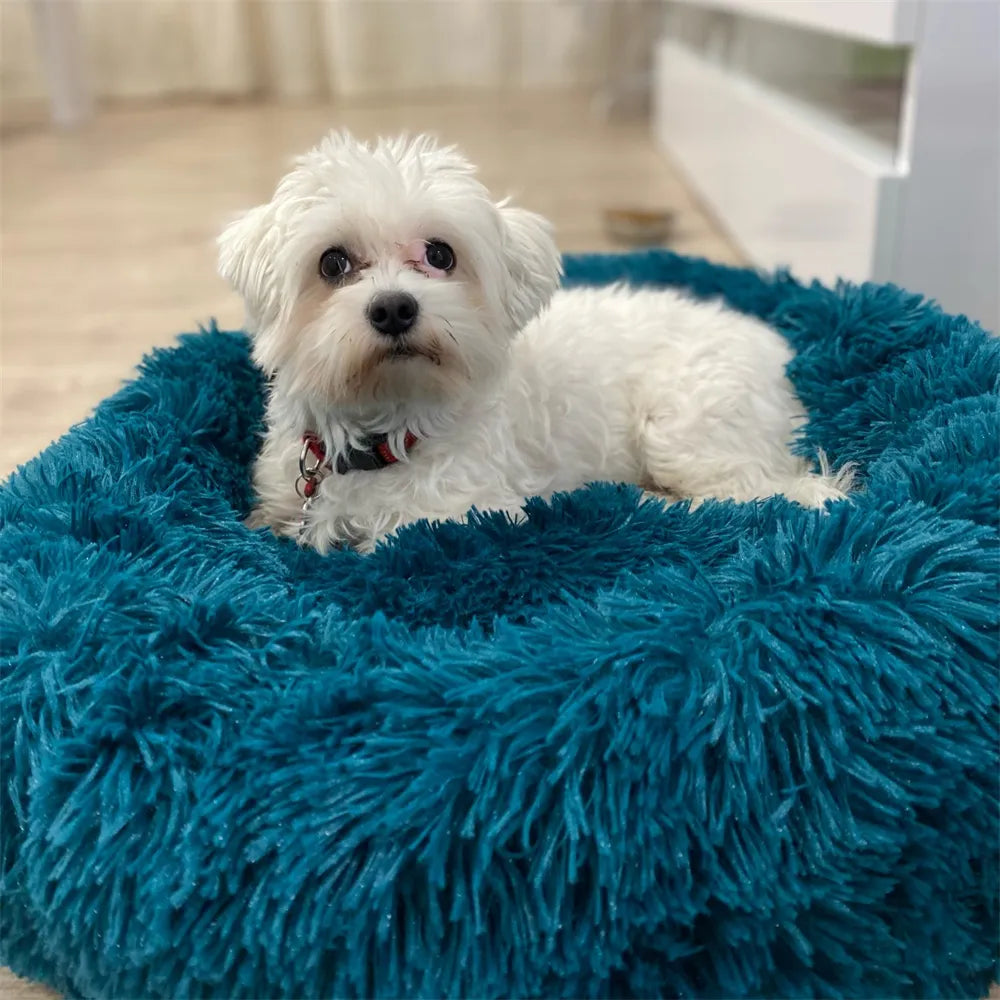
left=653, top=0, right=999, bottom=333
left=673, top=0, right=918, bottom=46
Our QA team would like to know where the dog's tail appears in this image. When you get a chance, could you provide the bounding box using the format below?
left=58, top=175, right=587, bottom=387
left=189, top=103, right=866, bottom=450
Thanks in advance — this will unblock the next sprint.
left=780, top=452, right=856, bottom=508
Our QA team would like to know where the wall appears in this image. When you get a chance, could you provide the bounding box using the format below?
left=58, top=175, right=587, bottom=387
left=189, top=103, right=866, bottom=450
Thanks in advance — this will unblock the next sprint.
left=1, top=0, right=659, bottom=124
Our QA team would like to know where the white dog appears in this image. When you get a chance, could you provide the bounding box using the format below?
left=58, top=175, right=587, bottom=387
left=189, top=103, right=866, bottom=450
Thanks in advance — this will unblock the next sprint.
left=219, top=132, right=850, bottom=553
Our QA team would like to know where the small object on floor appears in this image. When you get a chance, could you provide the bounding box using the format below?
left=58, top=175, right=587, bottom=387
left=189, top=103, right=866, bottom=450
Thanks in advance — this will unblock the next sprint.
left=603, top=207, right=676, bottom=246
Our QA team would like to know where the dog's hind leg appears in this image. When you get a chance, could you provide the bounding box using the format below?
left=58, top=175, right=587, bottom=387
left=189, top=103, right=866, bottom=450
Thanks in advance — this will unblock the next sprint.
left=636, top=394, right=853, bottom=510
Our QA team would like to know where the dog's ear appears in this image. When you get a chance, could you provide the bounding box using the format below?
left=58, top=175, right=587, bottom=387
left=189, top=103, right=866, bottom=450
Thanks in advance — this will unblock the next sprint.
left=497, top=202, right=562, bottom=330
left=217, top=202, right=282, bottom=335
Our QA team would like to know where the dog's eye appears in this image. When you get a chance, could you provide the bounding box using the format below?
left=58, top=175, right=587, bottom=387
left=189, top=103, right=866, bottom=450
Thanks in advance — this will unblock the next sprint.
left=423, top=240, right=455, bottom=272
left=319, top=247, right=352, bottom=281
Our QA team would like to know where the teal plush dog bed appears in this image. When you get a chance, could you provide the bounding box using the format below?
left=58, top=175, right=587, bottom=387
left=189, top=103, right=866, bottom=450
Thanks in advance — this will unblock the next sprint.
left=1, top=251, right=997, bottom=999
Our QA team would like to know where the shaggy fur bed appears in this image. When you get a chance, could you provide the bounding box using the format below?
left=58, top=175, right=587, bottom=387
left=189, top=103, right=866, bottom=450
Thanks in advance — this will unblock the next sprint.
left=1, top=251, right=997, bottom=999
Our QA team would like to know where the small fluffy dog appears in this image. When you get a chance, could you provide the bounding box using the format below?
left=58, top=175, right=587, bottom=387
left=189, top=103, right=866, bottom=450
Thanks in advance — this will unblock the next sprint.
left=219, top=132, right=850, bottom=553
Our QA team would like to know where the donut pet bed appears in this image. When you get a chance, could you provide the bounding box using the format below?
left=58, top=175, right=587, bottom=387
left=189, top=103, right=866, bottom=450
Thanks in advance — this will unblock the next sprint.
left=1, top=251, right=997, bottom=999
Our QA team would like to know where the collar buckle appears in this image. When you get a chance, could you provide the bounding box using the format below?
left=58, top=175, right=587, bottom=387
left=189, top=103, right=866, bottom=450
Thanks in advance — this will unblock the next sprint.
left=296, top=433, right=328, bottom=500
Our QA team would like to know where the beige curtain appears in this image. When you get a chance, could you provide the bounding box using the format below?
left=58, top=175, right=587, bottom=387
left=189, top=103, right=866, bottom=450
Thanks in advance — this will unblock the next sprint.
left=1, top=0, right=659, bottom=114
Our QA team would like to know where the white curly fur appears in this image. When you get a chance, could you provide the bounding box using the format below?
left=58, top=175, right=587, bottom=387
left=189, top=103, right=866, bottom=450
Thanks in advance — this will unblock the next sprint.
left=219, top=131, right=851, bottom=553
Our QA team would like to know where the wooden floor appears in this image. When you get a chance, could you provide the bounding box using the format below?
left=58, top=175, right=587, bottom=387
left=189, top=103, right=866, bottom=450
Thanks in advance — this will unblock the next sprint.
left=0, top=92, right=739, bottom=998
left=0, top=93, right=741, bottom=480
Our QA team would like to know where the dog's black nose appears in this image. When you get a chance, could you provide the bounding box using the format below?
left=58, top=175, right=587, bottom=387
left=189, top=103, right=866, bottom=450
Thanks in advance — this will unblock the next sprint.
left=367, top=291, right=419, bottom=337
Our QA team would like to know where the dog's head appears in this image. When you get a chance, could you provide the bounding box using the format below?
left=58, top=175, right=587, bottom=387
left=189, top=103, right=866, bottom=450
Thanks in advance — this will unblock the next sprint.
left=218, top=131, right=561, bottom=416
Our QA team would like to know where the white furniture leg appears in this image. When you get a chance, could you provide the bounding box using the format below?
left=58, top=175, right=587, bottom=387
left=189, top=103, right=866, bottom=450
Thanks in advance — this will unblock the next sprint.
left=30, top=0, right=93, bottom=128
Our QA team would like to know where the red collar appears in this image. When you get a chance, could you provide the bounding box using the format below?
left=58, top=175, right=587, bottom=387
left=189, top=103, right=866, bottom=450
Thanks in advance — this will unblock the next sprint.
left=297, top=430, right=419, bottom=499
